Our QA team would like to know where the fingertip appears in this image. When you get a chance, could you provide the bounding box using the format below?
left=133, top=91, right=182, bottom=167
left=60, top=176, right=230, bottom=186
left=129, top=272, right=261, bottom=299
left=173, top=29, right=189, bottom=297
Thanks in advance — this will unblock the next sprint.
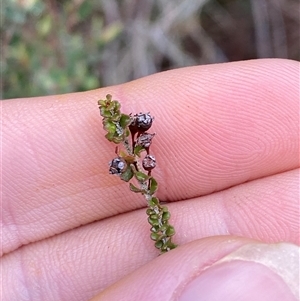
left=178, top=242, right=299, bottom=301
left=90, top=238, right=299, bottom=301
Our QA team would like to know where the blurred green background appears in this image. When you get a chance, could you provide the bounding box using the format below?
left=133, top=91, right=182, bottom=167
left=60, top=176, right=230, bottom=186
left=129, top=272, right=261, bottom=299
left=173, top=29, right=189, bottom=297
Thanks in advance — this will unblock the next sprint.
left=3, top=0, right=299, bottom=99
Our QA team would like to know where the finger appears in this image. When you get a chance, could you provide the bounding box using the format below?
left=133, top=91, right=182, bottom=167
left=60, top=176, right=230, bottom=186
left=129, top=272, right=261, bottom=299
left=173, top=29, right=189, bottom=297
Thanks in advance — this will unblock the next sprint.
left=2, top=59, right=299, bottom=254
left=2, top=169, right=298, bottom=301
left=92, top=239, right=298, bottom=301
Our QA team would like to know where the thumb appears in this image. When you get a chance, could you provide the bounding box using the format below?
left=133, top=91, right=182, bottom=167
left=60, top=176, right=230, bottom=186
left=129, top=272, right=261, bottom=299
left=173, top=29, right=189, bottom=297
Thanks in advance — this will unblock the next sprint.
left=90, top=237, right=298, bottom=301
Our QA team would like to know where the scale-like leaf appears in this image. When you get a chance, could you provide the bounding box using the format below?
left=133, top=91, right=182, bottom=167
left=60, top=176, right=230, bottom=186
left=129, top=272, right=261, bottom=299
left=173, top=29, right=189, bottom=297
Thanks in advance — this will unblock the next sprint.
left=135, top=171, right=149, bottom=182
left=149, top=177, right=158, bottom=194
left=120, top=114, right=131, bottom=128
left=129, top=183, right=143, bottom=193
left=120, top=165, right=134, bottom=182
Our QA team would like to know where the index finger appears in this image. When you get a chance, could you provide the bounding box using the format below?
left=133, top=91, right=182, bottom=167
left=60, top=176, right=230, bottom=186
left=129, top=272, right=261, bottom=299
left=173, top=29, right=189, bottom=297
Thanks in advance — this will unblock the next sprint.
left=2, top=58, right=299, bottom=255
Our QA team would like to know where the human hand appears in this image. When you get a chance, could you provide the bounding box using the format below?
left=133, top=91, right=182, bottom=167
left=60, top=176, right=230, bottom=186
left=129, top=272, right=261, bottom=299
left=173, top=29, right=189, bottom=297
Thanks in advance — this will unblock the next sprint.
left=2, top=59, right=299, bottom=301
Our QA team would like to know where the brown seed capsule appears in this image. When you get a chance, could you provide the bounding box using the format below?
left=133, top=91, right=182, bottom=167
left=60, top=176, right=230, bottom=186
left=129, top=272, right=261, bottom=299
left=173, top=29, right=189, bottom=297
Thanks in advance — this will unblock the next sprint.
left=142, top=154, right=156, bottom=171
left=129, top=113, right=153, bottom=133
left=136, top=132, right=155, bottom=148
left=109, top=157, right=126, bottom=174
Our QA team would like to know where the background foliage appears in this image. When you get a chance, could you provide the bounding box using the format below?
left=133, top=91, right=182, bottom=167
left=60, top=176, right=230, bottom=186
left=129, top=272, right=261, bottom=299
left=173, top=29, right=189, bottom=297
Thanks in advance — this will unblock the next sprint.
left=3, top=0, right=299, bottom=99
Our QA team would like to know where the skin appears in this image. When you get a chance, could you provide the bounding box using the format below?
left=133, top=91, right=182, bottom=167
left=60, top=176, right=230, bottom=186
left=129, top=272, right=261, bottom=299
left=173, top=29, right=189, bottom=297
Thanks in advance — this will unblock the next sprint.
left=1, top=59, right=299, bottom=301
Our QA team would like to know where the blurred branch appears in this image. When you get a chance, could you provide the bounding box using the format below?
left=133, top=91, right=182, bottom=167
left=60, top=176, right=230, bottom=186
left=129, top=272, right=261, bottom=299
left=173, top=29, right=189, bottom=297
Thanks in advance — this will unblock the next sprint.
left=250, top=0, right=273, bottom=58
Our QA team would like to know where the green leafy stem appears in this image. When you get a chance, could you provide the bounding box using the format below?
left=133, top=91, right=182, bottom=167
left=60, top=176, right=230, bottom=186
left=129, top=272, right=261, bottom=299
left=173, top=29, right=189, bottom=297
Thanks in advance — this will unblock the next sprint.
left=98, top=94, right=177, bottom=253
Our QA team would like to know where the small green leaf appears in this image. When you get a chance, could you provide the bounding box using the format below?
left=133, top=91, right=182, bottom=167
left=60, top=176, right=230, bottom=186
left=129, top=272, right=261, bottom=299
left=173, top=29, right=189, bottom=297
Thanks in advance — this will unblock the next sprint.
left=134, top=145, right=145, bottom=157
left=112, top=136, right=123, bottom=144
left=100, top=107, right=112, bottom=118
left=149, top=197, right=159, bottom=206
left=119, top=114, right=131, bottom=128
left=150, top=214, right=158, bottom=220
left=150, top=232, right=160, bottom=241
left=162, top=241, right=177, bottom=252
left=168, top=242, right=177, bottom=249
left=155, top=240, right=163, bottom=249
left=162, top=206, right=168, bottom=212
left=111, top=114, right=121, bottom=122
left=105, top=132, right=115, bottom=142
left=162, top=211, right=170, bottom=221
left=146, top=208, right=153, bottom=215
left=149, top=177, right=158, bottom=194
left=159, top=224, right=167, bottom=232
left=120, top=165, right=134, bottom=182
left=135, top=171, right=149, bottom=182
left=166, top=226, right=175, bottom=236
left=148, top=217, right=159, bottom=226
left=107, top=100, right=120, bottom=111
left=98, top=99, right=107, bottom=106
left=129, top=183, right=143, bottom=193
left=151, top=226, right=159, bottom=233
left=103, top=120, right=116, bottom=133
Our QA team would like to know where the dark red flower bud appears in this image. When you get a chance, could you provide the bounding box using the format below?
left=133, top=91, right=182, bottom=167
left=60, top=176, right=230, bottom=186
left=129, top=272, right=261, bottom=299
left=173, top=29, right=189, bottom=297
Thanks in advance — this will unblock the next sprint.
left=109, top=157, right=126, bottom=174
left=129, top=113, right=153, bottom=133
left=136, top=132, right=155, bottom=148
left=142, top=155, right=156, bottom=171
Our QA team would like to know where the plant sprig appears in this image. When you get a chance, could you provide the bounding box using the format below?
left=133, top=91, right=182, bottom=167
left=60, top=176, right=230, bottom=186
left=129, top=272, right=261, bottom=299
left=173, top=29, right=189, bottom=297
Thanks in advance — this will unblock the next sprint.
left=98, top=94, right=177, bottom=254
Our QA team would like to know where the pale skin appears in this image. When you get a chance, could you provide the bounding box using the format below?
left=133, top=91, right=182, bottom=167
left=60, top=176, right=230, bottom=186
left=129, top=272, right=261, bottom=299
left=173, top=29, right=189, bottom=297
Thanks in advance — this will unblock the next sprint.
left=2, top=59, right=299, bottom=301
